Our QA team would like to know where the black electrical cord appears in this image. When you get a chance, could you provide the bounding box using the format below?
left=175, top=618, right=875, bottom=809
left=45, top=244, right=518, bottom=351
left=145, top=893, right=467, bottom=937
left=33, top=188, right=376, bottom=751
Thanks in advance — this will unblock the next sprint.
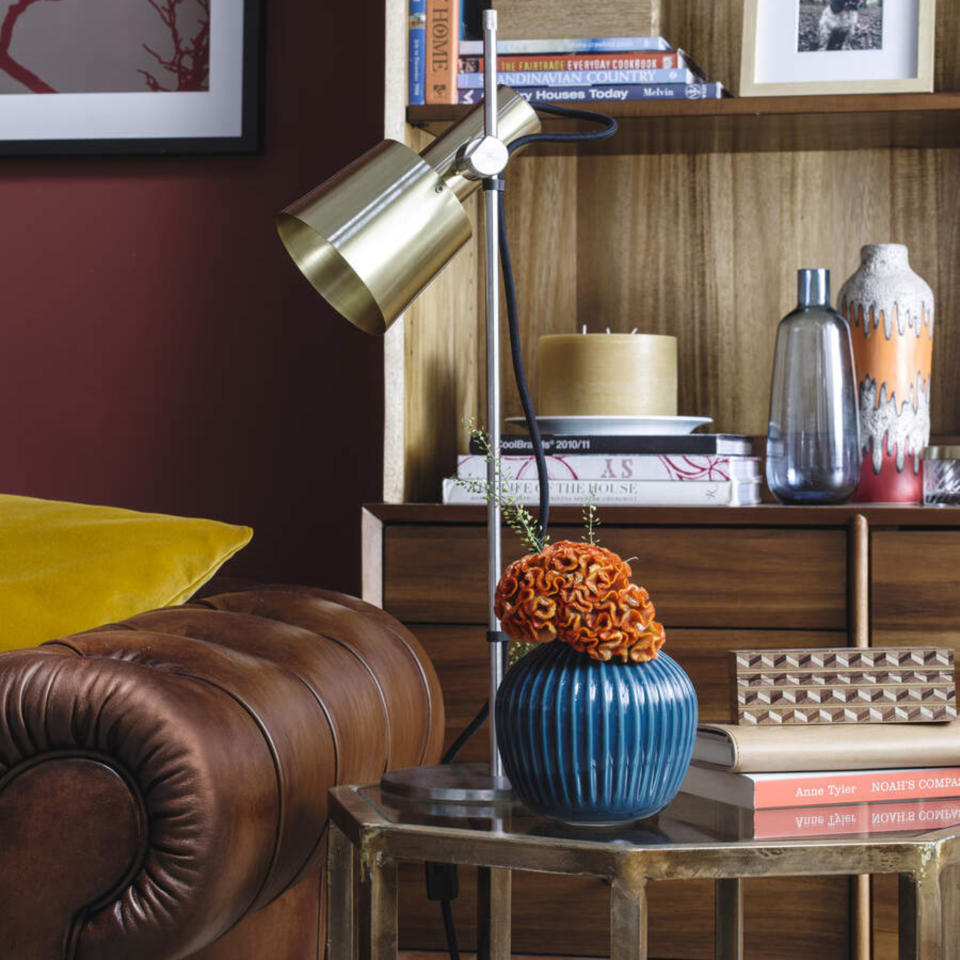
left=440, top=900, right=460, bottom=960
left=432, top=102, right=619, bottom=960
left=441, top=699, right=489, bottom=765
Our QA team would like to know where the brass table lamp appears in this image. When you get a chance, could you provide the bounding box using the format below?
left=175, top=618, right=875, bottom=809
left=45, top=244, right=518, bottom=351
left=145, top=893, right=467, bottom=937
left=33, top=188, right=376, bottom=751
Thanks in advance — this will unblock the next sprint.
left=277, top=11, right=539, bottom=800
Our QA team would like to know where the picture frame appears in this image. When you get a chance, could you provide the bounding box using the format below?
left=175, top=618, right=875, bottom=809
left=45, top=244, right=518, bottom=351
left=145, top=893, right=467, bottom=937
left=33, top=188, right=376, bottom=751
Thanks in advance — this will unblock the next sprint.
left=0, top=0, right=262, bottom=156
left=739, top=0, right=935, bottom=97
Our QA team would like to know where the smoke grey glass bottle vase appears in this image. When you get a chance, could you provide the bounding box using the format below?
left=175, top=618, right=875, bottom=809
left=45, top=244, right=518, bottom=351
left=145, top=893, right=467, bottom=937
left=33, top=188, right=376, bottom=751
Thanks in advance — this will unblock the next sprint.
left=766, top=269, right=862, bottom=504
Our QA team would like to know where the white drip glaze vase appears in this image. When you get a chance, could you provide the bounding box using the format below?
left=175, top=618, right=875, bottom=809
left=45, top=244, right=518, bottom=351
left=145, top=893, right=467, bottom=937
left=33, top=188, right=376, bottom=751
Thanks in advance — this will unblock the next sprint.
left=838, top=244, right=934, bottom=502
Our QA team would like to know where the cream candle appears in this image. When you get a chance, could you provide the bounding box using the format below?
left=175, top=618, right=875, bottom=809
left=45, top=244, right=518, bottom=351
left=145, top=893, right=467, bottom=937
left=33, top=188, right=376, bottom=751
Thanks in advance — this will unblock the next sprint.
left=538, top=333, right=678, bottom=417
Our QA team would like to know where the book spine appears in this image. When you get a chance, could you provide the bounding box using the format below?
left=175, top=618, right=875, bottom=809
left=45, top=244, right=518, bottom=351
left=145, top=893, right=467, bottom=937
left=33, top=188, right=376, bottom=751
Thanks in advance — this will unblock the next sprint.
left=459, top=51, right=687, bottom=73
left=457, top=67, right=699, bottom=88
left=425, top=0, right=459, bottom=104
left=458, top=36, right=672, bottom=56
left=752, top=798, right=960, bottom=839
left=442, top=477, right=761, bottom=507
left=469, top=436, right=754, bottom=456
left=408, top=0, right=427, bottom=105
left=458, top=83, right=725, bottom=105
left=456, top=454, right=760, bottom=482
left=753, top=768, right=960, bottom=809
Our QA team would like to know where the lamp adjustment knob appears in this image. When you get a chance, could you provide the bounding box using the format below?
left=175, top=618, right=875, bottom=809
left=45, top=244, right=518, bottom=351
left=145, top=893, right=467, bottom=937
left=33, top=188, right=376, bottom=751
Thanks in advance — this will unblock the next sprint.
left=457, top=135, right=509, bottom=180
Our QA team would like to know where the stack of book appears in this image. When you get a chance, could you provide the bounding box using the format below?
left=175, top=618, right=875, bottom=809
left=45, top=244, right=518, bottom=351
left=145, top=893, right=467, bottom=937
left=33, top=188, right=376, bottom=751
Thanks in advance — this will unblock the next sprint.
left=408, top=0, right=725, bottom=105
left=455, top=37, right=725, bottom=106
left=678, top=720, right=960, bottom=840
left=442, top=433, right=761, bottom=506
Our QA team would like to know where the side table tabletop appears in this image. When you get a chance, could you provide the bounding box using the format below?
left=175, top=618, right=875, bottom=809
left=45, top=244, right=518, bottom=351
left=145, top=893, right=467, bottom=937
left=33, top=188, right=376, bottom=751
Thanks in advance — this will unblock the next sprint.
left=327, top=783, right=960, bottom=960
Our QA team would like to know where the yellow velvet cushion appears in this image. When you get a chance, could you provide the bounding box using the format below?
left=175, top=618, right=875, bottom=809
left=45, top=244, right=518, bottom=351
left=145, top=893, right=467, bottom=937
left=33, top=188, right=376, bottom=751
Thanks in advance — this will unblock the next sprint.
left=0, top=494, right=253, bottom=652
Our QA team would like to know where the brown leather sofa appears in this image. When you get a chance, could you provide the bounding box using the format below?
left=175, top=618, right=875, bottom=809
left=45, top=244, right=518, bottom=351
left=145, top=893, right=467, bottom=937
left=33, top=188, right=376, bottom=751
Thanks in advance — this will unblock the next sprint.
left=0, top=585, right=445, bottom=960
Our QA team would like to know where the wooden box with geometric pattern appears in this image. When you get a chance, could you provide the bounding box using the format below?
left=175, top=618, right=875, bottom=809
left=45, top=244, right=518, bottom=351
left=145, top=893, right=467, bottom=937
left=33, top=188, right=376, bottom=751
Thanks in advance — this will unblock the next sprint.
left=731, top=647, right=957, bottom=725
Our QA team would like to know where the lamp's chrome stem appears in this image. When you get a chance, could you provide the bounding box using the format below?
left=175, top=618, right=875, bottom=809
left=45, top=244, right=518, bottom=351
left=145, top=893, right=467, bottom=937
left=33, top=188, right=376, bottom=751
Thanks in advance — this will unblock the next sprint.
left=482, top=8, right=505, bottom=782
left=483, top=10, right=498, bottom=139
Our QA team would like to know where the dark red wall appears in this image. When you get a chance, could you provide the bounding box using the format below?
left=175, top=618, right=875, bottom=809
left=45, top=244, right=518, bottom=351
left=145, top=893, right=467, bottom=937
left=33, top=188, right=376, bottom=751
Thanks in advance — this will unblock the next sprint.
left=0, top=1, right=386, bottom=594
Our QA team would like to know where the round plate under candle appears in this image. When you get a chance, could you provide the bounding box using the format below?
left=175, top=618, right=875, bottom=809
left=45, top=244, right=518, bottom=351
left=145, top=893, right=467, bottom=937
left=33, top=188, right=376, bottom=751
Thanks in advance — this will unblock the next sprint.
left=506, top=415, right=713, bottom=436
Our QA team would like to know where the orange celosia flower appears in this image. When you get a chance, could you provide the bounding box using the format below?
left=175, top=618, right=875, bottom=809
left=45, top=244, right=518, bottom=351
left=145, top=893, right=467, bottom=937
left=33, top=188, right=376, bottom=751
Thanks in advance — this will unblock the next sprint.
left=494, top=540, right=665, bottom=664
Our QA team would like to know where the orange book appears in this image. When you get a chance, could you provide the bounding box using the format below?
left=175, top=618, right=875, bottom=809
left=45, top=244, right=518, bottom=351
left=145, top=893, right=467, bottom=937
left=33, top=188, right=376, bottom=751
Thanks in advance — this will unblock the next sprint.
left=425, top=0, right=459, bottom=103
left=681, top=764, right=960, bottom=810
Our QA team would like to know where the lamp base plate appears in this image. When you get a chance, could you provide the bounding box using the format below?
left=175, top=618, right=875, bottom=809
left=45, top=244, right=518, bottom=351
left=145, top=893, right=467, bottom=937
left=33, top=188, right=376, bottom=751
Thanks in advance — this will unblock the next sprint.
left=380, top=762, right=512, bottom=804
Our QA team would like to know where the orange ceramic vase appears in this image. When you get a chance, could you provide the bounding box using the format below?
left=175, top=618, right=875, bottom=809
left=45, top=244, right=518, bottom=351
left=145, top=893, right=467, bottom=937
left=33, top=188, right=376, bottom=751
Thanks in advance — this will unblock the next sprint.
left=838, top=245, right=934, bottom=503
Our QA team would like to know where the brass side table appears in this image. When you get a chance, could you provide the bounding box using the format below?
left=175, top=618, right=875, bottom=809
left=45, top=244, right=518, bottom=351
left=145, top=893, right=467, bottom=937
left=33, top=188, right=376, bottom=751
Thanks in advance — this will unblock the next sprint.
left=327, top=784, right=960, bottom=960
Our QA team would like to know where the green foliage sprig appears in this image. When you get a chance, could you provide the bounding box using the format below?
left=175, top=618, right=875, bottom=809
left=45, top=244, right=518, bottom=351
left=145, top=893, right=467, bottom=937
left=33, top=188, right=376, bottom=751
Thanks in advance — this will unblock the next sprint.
left=454, top=419, right=548, bottom=555
left=581, top=495, right=601, bottom=546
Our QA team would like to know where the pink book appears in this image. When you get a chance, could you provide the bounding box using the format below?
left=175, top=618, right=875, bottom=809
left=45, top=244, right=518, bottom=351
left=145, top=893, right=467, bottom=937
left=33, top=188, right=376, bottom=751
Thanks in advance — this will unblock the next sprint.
left=681, top=764, right=960, bottom=810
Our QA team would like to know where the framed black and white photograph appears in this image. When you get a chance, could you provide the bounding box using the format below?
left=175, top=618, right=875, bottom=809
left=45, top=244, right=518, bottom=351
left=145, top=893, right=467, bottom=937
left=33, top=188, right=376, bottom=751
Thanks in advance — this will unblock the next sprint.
left=0, top=0, right=262, bottom=155
left=740, top=0, right=935, bottom=96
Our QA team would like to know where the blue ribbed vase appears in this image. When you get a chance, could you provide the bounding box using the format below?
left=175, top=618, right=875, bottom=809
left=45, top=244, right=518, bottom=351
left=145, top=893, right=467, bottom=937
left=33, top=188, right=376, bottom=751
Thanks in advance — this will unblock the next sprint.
left=495, top=642, right=697, bottom=823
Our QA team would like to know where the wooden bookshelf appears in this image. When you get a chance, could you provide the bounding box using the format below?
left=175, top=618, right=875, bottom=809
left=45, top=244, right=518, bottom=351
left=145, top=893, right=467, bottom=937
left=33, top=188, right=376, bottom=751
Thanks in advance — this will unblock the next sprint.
left=384, top=0, right=960, bottom=505
left=409, top=92, right=960, bottom=155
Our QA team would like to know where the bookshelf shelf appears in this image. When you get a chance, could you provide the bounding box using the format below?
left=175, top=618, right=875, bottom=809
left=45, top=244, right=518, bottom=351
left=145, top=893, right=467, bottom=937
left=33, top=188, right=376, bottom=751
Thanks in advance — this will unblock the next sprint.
left=409, top=92, right=960, bottom=154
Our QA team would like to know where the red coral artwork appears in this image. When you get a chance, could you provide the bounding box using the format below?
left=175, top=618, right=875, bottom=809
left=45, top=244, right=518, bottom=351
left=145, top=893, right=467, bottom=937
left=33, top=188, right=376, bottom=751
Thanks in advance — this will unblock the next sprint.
left=494, top=540, right=666, bottom=664
left=139, top=0, right=210, bottom=92
left=0, top=0, right=210, bottom=94
left=0, top=0, right=60, bottom=93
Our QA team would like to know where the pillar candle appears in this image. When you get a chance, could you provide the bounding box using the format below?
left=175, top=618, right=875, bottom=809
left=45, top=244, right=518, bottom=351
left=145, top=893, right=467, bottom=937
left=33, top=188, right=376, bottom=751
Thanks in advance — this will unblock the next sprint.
left=538, top=334, right=678, bottom=417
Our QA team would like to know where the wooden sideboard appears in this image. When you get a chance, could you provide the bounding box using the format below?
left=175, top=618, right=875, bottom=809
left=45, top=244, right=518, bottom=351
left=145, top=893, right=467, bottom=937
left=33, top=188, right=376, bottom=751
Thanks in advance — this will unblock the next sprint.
left=363, top=502, right=960, bottom=960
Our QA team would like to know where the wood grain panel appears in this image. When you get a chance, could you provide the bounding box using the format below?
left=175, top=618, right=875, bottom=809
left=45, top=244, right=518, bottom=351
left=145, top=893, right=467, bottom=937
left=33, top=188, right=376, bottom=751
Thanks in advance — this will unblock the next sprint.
left=935, top=1, right=960, bottom=91
left=662, top=0, right=743, bottom=94
left=872, top=530, right=960, bottom=644
left=498, top=151, right=579, bottom=449
left=576, top=149, right=960, bottom=439
left=398, top=866, right=851, bottom=960
left=384, top=524, right=847, bottom=628
left=403, top=160, right=482, bottom=503
left=412, top=624, right=849, bottom=764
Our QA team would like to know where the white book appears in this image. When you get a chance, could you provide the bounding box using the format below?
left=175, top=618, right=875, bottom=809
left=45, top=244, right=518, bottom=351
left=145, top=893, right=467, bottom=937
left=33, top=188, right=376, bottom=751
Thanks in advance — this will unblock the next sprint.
left=441, top=476, right=762, bottom=507
left=457, top=454, right=760, bottom=483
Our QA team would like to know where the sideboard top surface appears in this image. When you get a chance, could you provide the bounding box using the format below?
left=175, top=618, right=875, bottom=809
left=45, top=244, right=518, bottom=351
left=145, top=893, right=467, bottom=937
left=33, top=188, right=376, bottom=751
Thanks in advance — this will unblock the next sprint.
left=365, top=503, right=960, bottom=529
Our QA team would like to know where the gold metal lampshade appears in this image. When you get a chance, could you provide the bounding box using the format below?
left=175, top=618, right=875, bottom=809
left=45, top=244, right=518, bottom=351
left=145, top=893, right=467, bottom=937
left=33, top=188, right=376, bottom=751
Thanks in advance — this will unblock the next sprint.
left=276, top=87, right=540, bottom=335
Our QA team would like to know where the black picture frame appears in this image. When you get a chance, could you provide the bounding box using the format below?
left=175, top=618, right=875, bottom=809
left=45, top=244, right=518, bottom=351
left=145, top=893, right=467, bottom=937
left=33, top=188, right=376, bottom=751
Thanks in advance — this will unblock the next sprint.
left=0, top=0, right=263, bottom=156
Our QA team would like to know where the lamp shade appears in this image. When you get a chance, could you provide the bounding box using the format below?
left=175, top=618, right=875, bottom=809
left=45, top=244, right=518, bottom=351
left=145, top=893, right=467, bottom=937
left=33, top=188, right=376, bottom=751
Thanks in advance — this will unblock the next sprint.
left=277, top=87, right=540, bottom=335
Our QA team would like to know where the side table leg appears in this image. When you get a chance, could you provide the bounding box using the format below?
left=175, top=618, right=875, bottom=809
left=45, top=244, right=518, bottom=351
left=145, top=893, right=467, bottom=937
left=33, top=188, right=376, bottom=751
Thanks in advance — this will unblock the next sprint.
left=327, top=822, right=356, bottom=960
left=715, top=878, right=743, bottom=960
left=478, top=867, right=511, bottom=960
left=899, top=865, right=943, bottom=960
left=610, top=874, right=648, bottom=960
left=357, top=844, right=398, bottom=960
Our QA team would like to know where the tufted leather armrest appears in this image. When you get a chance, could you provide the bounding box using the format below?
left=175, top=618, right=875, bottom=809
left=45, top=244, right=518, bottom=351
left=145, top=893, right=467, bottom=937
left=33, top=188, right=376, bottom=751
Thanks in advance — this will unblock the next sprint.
left=0, top=586, right=444, bottom=960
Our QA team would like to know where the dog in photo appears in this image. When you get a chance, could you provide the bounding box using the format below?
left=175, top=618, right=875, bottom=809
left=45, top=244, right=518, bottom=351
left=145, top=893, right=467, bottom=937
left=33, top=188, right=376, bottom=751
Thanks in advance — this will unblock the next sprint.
left=818, top=0, right=864, bottom=50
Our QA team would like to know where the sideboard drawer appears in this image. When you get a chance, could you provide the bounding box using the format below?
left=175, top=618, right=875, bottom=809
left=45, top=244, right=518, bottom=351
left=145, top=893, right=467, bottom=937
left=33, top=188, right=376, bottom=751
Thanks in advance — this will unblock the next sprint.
left=384, top=524, right=847, bottom=629
left=873, top=529, right=960, bottom=646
